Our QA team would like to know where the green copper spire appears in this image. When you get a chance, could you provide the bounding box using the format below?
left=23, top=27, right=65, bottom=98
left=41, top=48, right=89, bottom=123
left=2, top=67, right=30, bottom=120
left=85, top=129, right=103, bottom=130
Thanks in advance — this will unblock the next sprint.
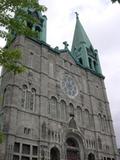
left=72, top=12, right=91, bottom=50
left=71, top=13, right=102, bottom=76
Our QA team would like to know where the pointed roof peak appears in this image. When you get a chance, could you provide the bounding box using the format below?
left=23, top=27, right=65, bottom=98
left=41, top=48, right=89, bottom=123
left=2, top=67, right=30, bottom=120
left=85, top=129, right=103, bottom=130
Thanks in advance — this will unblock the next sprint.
left=72, top=13, right=92, bottom=51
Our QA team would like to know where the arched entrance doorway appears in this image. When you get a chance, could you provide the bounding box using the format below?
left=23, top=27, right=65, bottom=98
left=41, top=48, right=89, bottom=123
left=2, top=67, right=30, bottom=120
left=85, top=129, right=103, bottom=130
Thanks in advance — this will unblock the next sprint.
left=50, top=147, right=60, bottom=160
left=66, top=138, right=80, bottom=160
left=88, top=153, right=95, bottom=160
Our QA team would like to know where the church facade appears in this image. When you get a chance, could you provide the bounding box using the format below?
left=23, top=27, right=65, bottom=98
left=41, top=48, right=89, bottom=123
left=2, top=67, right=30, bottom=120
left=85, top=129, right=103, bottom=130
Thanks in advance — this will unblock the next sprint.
left=0, top=8, right=119, bottom=160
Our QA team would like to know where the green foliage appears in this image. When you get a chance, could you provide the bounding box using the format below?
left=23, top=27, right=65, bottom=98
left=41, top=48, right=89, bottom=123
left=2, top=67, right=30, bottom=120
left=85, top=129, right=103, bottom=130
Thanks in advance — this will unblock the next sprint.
left=0, top=48, right=25, bottom=74
left=111, top=0, right=120, bottom=3
left=0, top=0, right=47, bottom=74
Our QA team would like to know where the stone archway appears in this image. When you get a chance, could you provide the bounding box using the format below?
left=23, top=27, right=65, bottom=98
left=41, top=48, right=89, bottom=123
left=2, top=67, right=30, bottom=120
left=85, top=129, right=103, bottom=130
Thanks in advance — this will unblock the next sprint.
left=50, top=147, right=60, bottom=160
left=66, top=138, right=80, bottom=160
left=88, top=153, right=95, bottom=160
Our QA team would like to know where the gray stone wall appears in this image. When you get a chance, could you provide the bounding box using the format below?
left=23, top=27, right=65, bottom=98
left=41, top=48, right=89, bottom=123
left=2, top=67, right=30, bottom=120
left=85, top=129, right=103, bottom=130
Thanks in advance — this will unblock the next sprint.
left=0, top=36, right=118, bottom=160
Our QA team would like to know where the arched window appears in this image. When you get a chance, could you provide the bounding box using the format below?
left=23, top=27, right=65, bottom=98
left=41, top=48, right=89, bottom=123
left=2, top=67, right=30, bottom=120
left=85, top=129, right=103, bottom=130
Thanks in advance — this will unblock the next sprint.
left=30, top=88, right=36, bottom=111
left=98, top=113, right=102, bottom=131
left=21, top=85, right=27, bottom=108
left=80, top=94, right=84, bottom=106
left=88, top=153, right=95, bottom=160
left=3, top=88, right=7, bottom=106
left=89, top=114, right=94, bottom=128
left=98, top=137, right=102, bottom=150
left=66, top=138, right=80, bottom=160
left=103, top=115, right=108, bottom=132
left=27, top=21, right=33, bottom=29
left=50, top=147, right=60, bottom=160
left=88, top=57, right=92, bottom=69
left=101, top=117, right=105, bottom=131
left=21, top=85, right=36, bottom=112
left=84, top=109, right=90, bottom=127
left=79, top=57, right=83, bottom=65
left=42, top=122, right=46, bottom=139
left=69, top=103, right=74, bottom=117
left=50, top=97, right=57, bottom=118
left=66, top=138, right=79, bottom=147
left=26, top=88, right=36, bottom=111
left=34, top=25, right=41, bottom=40
left=93, top=61, right=97, bottom=72
left=60, top=100, right=66, bottom=121
left=77, top=106, right=82, bottom=126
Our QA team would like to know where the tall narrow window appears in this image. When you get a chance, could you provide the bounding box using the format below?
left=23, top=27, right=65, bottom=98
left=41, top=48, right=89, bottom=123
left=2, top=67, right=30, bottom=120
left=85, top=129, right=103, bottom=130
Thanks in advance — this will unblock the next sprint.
left=93, top=61, right=97, bottom=72
left=69, top=103, right=74, bottom=117
left=98, top=137, right=102, bottom=150
left=22, top=144, right=30, bottom=155
left=29, top=52, right=34, bottom=68
left=49, top=62, right=54, bottom=77
left=42, top=122, right=46, bottom=139
left=3, top=88, right=6, bottom=106
left=35, top=25, right=41, bottom=39
left=84, top=109, right=90, bottom=127
left=21, top=85, right=27, bottom=108
left=88, top=57, right=92, bottom=69
left=30, top=88, right=36, bottom=111
left=77, top=106, right=82, bottom=126
left=60, top=100, right=66, bottom=121
left=21, top=85, right=36, bottom=112
left=101, top=117, right=105, bottom=131
left=14, top=142, right=20, bottom=153
left=79, top=57, right=83, bottom=65
left=50, top=97, right=57, bottom=118
left=103, top=115, right=108, bottom=132
left=98, top=113, right=102, bottom=131
left=66, top=138, right=80, bottom=160
left=32, top=146, right=38, bottom=156
left=26, top=89, right=31, bottom=109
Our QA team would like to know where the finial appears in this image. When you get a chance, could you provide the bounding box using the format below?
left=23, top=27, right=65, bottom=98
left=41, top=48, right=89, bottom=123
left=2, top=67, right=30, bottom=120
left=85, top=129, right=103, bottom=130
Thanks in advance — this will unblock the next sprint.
left=55, top=46, right=59, bottom=50
left=75, top=12, right=79, bottom=19
left=63, top=41, right=69, bottom=50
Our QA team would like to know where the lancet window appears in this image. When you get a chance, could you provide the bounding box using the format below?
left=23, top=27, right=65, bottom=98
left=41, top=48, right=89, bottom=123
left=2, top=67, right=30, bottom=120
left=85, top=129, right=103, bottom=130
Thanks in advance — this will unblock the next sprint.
left=98, top=113, right=102, bottom=131
left=21, top=85, right=36, bottom=112
left=77, top=106, right=82, bottom=126
left=60, top=100, right=66, bottom=121
left=50, top=97, right=57, bottom=119
left=84, top=109, right=90, bottom=127
left=69, top=103, right=74, bottom=116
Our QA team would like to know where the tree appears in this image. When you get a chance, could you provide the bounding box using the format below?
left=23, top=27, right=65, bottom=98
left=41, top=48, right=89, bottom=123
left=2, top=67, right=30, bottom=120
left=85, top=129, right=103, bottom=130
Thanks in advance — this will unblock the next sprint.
left=0, top=0, right=47, bottom=75
left=111, top=0, right=120, bottom=3
left=0, top=0, right=47, bottom=144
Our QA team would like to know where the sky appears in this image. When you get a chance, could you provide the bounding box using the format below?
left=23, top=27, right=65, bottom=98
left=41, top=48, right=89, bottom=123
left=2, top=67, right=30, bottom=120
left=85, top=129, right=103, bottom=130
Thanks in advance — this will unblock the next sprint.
left=39, top=0, right=120, bottom=147
left=0, top=0, right=120, bottom=147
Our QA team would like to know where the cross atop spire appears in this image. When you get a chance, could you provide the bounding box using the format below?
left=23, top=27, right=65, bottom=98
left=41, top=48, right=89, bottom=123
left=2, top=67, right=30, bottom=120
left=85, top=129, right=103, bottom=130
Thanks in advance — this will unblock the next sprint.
left=75, top=12, right=79, bottom=19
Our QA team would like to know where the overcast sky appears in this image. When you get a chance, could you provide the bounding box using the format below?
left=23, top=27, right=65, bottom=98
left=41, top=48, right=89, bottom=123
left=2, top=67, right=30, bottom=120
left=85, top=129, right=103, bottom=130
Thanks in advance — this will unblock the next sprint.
left=39, top=0, right=120, bottom=147
left=0, top=0, right=120, bottom=148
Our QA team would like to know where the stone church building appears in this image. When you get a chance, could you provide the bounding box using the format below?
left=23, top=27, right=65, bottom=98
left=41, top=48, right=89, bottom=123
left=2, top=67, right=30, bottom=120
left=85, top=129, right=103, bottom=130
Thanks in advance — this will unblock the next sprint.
left=0, top=6, right=119, bottom=160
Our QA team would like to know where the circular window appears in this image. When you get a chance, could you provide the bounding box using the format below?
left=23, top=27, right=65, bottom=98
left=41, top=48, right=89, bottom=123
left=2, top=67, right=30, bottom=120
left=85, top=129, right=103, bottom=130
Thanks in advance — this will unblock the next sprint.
left=61, top=74, right=78, bottom=98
